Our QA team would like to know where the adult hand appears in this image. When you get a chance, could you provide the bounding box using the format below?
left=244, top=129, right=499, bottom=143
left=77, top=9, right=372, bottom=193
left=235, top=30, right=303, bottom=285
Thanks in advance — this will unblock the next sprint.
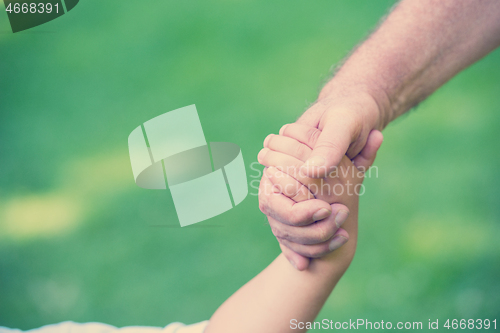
left=282, top=91, right=383, bottom=179
left=286, top=0, right=500, bottom=180
left=258, top=125, right=383, bottom=270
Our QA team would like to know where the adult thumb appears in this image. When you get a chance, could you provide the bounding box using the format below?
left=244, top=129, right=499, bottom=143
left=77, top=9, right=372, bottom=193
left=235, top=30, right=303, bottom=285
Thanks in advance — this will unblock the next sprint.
left=300, top=116, right=354, bottom=178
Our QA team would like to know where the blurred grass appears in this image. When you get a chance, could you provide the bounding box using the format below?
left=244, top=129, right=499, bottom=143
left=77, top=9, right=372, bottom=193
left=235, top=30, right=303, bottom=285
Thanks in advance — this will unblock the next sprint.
left=0, top=0, right=499, bottom=330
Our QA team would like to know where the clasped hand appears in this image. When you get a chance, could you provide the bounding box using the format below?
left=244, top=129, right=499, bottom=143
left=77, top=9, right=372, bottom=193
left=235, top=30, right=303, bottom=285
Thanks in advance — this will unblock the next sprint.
left=258, top=123, right=383, bottom=270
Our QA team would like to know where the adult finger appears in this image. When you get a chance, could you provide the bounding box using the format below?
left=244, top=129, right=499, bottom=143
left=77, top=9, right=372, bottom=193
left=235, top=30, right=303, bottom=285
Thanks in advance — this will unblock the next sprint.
left=260, top=152, right=336, bottom=198
left=294, top=100, right=324, bottom=128
left=264, top=166, right=313, bottom=201
left=278, top=227, right=349, bottom=258
left=268, top=205, right=349, bottom=245
left=279, top=242, right=310, bottom=271
left=279, top=123, right=322, bottom=150
left=259, top=175, right=332, bottom=226
left=258, top=148, right=303, bottom=179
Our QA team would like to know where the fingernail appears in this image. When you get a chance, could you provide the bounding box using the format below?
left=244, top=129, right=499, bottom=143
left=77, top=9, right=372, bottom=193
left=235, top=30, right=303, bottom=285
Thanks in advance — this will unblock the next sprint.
left=335, top=210, right=349, bottom=228
left=263, top=134, right=273, bottom=147
left=289, top=259, right=298, bottom=270
left=329, top=235, right=348, bottom=251
left=257, top=148, right=269, bottom=162
left=313, top=208, right=331, bottom=221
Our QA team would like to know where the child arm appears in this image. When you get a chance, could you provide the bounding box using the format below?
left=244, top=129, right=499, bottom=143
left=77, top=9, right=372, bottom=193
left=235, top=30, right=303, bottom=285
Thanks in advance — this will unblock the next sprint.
left=204, top=202, right=357, bottom=333
left=204, top=130, right=382, bottom=333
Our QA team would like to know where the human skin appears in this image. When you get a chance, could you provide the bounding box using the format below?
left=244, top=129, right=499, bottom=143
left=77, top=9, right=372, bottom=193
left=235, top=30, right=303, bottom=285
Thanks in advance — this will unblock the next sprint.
left=205, top=134, right=380, bottom=333
left=259, top=128, right=383, bottom=269
left=300, top=0, right=500, bottom=178
left=260, top=0, right=500, bottom=268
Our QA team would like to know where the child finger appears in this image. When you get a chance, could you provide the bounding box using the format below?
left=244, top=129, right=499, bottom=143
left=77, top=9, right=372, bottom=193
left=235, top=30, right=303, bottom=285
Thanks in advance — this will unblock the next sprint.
left=264, top=134, right=312, bottom=162
left=279, top=123, right=322, bottom=149
left=264, top=166, right=314, bottom=201
left=258, top=149, right=330, bottom=194
left=258, top=148, right=304, bottom=177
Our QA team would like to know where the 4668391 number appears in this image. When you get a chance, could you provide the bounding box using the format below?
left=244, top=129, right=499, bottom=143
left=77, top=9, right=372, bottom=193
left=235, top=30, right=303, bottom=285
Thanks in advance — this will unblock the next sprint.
left=5, top=2, right=59, bottom=14
left=444, top=319, right=497, bottom=330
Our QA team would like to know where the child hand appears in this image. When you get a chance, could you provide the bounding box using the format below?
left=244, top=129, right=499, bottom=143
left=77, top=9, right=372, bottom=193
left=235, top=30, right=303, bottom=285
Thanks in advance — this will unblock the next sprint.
left=258, top=123, right=383, bottom=270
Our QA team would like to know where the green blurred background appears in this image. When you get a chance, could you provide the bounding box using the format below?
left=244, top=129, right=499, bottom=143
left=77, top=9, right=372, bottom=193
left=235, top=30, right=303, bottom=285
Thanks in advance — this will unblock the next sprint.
left=1, top=0, right=499, bottom=331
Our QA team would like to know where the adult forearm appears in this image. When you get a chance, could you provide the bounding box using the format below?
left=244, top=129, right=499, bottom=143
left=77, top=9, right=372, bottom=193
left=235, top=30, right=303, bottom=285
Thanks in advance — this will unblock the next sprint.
left=319, top=0, right=500, bottom=128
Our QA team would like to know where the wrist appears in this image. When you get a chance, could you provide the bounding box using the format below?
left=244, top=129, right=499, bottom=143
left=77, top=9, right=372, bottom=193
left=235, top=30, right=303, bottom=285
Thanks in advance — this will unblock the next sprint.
left=318, top=55, right=399, bottom=131
left=317, top=71, right=393, bottom=131
left=311, top=210, right=358, bottom=274
left=305, top=246, right=355, bottom=287
left=309, top=233, right=357, bottom=275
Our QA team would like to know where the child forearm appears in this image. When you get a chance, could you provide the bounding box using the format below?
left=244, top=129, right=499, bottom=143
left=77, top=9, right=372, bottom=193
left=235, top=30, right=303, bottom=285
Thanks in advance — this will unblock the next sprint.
left=205, top=211, right=358, bottom=333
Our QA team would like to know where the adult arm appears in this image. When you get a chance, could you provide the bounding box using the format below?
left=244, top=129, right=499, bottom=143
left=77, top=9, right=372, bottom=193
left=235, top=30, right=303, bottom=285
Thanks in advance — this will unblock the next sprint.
left=205, top=134, right=382, bottom=332
left=262, top=0, right=500, bottom=268
left=298, top=0, right=500, bottom=177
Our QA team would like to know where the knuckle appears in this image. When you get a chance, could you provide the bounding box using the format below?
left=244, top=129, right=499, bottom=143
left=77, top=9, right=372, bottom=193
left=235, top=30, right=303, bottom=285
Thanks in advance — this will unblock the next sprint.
left=307, top=246, right=326, bottom=258
left=283, top=183, right=299, bottom=198
left=279, top=229, right=290, bottom=240
left=294, top=143, right=307, bottom=160
left=297, top=185, right=315, bottom=202
left=266, top=134, right=275, bottom=148
left=272, top=183, right=283, bottom=194
left=316, top=139, right=344, bottom=156
left=351, top=111, right=364, bottom=138
left=280, top=124, right=290, bottom=136
left=307, top=246, right=321, bottom=258
left=287, top=210, right=307, bottom=226
left=314, top=223, right=334, bottom=243
left=282, top=187, right=293, bottom=198
left=289, top=185, right=302, bottom=200
left=259, top=152, right=269, bottom=166
left=258, top=185, right=268, bottom=200
left=306, top=128, right=321, bottom=147
left=290, top=186, right=305, bottom=202
left=279, top=238, right=292, bottom=250
left=258, top=201, right=268, bottom=215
